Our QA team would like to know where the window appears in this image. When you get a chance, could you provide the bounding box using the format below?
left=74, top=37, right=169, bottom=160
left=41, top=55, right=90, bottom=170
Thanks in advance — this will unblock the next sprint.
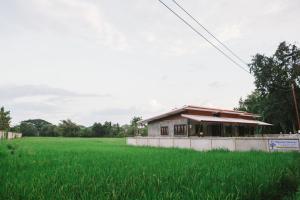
left=225, top=125, right=233, bottom=137
left=161, top=126, right=169, bottom=136
left=174, top=124, right=187, bottom=136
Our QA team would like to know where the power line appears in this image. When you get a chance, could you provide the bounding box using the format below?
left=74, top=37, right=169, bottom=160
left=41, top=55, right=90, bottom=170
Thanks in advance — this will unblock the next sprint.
left=172, top=0, right=248, bottom=66
left=158, top=0, right=250, bottom=74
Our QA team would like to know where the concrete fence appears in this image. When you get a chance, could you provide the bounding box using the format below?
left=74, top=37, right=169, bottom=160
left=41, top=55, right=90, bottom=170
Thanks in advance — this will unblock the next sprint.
left=0, top=131, right=22, bottom=140
left=127, top=136, right=300, bottom=152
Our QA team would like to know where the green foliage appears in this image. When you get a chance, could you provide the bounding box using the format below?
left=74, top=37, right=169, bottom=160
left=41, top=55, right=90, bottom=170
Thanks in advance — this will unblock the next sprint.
left=237, top=42, right=300, bottom=133
left=91, top=122, right=105, bottom=137
left=13, top=116, right=145, bottom=138
left=40, top=124, right=59, bottom=137
left=22, top=119, right=51, bottom=133
left=20, top=122, right=38, bottom=136
left=91, top=122, right=123, bottom=137
left=126, top=116, right=143, bottom=136
left=0, top=138, right=300, bottom=199
left=57, top=119, right=80, bottom=137
left=0, top=106, right=11, bottom=131
left=10, top=125, right=21, bottom=133
left=79, top=127, right=93, bottom=137
left=130, top=116, right=142, bottom=127
left=19, top=119, right=53, bottom=136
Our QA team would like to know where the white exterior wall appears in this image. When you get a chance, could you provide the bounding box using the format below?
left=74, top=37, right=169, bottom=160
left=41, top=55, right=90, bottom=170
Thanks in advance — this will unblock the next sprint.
left=148, top=138, right=160, bottom=146
left=148, top=118, right=188, bottom=137
left=148, top=122, right=161, bottom=137
left=212, top=139, right=236, bottom=151
left=235, top=139, right=268, bottom=151
left=127, top=138, right=137, bottom=145
left=159, top=138, right=173, bottom=147
left=126, top=136, right=300, bottom=152
left=173, top=138, right=190, bottom=148
left=7, top=132, right=15, bottom=139
left=0, top=131, right=22, bottom=140
left=190, top=139, right=212, bottom=151
left=136, top=138, right=148, bottom=146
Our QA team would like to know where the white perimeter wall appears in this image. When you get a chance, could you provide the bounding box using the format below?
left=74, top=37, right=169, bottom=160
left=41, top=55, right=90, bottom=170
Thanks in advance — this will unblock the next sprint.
left=127, top=136, right=300, bottom=152
left=0, top=131, right=22, bottom=140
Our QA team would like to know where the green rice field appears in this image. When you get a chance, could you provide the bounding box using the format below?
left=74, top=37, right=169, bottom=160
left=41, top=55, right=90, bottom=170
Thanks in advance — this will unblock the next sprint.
left=0, top=137, right=300, bottom=200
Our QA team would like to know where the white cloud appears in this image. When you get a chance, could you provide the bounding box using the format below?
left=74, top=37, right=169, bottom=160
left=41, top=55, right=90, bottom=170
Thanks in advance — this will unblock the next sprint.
left=13, top=95, right=57, bottom=104
left=208, top=81, right=225, bottom=88
left=31, top=0, right=128, bottom=50
left=0, top=85, right=112, bottom=125
left=1, top=0, right=299, bottom=126
left=149, top=99, right=165, bottom=111
left=218, top=24, right=241, bottom=42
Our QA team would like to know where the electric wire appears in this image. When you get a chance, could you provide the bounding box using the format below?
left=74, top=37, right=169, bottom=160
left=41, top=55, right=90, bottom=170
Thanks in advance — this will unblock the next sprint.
left=158, top=0, right=250, bottom=74
left=172, top=0, right=248, bottom=66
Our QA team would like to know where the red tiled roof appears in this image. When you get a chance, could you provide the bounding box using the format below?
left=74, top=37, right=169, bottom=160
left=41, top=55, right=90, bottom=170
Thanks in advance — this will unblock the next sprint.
left=140, top=105, right=260, bottom=124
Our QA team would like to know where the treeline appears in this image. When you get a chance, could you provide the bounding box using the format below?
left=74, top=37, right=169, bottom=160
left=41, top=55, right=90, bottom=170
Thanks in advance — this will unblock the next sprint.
left=9, top=117, right=147, bottom=137
left=235, top=41, right=300, bottom=133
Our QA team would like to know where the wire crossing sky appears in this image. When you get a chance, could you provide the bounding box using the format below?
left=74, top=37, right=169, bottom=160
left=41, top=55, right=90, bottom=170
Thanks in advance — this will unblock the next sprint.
left=158, top=0, right=250, bottom=74
left=0, top=0, right=299, bottom=125
left=172, top=0, right=249, bottom=67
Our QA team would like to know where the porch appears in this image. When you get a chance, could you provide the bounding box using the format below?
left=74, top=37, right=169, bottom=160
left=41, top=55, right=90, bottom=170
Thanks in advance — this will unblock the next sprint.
left=185, top=114, right=271, bottom=137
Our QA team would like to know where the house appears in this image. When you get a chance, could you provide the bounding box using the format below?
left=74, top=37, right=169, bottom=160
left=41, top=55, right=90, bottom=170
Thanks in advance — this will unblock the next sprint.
left=139, top=105, right=271, bottom=137
left=127, top=106, right=300, bottom=152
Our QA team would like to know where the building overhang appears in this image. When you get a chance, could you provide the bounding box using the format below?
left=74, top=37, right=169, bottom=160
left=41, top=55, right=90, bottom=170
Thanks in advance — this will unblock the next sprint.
left=181, top=114, right=272, bottom=126
left=138, top=105, right=266, bottom=125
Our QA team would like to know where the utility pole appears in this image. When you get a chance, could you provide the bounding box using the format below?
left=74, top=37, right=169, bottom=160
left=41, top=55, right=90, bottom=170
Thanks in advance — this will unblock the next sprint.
left=291, top=83, right=300, bottom=132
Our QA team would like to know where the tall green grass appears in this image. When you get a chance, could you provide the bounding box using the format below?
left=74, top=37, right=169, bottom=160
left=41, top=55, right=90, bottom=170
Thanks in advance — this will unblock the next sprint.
left=0, top=137, right=299, bottom=200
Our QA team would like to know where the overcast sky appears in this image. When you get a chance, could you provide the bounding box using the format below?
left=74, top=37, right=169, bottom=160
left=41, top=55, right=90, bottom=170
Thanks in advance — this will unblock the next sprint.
left=1, top=0, right=299, bottom=126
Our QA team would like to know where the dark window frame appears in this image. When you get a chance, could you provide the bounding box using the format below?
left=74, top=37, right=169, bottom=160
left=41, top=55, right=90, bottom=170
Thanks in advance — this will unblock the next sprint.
left=160, top=126, right=169, bottom=136
left=174, top=124, right=187, bottom=136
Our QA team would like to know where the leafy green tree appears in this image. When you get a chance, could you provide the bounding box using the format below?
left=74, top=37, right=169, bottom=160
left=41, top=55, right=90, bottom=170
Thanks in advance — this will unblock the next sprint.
left=79, top=127, right=93, bottom=137
left=91, top=122, right=104, bottom=137
left=102, top=121, right=112, bottom=136
left=20, top=122, right=39, bottom=136
left=10, top=125, right=21, bottom=133
left=23, top=119, right=51, bottom=132
left=237, top=41, right=300, bottom=133
left=131, top=117, right=142, bottom=127
left=58, top=119, right=81, bottom=137
left=22, top=119, right=52, bottom=136
left=126, top=116, right=143, bottom=136
left=0, top=106, right=11, bottom=131
left=111, top=123, right=121, bottom=136
left=40, top=124, right=59, bottom=137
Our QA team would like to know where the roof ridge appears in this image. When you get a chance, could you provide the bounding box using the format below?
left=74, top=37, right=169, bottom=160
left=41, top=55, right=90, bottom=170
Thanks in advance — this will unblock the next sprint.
left=185, top=105, right=252, bottom=115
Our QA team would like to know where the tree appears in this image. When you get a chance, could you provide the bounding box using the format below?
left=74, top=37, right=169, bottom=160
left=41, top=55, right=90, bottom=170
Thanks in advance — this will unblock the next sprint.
left=20, top=122, right=39, bottom=136
left=40, top=124, right=59, bottom=137
left=127, top=116, right=143, bottom=136
left=58, top=119, right=81, bottom=137
left=0, top=106, right=11, bottom=131
left=237, top=41, right=300, bottom=133
left=10, top=125, right=21, bottom=133
left=111, top=123, right=121, bottom=136
left=235, top=91, right=264, bottom=113
left=79, top=127, right=93, bottom=137
left=22, top=119, right=52, bottom=136
left=91, top=123, right=105, bottom=137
